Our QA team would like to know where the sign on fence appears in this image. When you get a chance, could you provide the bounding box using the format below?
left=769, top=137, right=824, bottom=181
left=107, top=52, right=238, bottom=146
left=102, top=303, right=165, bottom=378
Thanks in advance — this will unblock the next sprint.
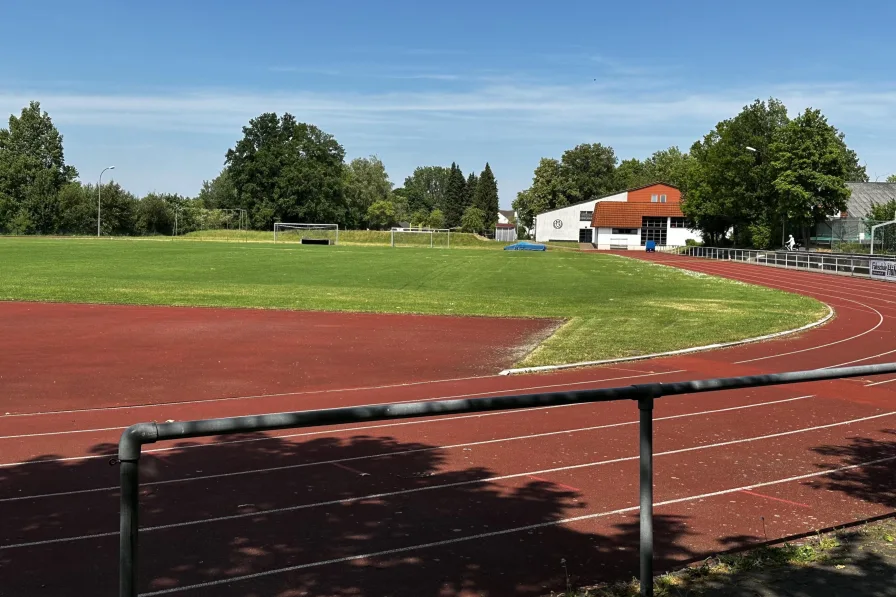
left=871, top=260, right=896, bottom=283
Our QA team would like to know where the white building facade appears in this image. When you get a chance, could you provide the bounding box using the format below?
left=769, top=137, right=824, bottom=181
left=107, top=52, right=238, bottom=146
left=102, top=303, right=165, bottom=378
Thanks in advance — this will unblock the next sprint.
left=534, top=184, right=701, bottom=248
left=533, top=192, right=627, bottom=243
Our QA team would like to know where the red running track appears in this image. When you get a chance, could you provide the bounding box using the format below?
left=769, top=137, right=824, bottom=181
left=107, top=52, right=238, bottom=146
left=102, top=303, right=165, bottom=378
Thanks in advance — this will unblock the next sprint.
left=0, top=255, right=895, bottom=597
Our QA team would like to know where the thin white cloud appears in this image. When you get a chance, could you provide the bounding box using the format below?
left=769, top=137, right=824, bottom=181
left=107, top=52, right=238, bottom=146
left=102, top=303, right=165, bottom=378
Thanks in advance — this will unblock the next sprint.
left=2, top=77, right=894, bottom=200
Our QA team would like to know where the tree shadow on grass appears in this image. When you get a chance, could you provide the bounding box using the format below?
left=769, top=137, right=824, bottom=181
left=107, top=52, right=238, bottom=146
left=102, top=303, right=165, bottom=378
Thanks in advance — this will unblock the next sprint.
left=0, top=432, right=700, bottom=597
left=697, top=530, right=896, bottom=597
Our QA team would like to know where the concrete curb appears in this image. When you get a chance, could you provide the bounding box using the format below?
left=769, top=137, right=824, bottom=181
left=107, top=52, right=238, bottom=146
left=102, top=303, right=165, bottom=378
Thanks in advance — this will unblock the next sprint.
left=499, top=304, right=835, bottom=376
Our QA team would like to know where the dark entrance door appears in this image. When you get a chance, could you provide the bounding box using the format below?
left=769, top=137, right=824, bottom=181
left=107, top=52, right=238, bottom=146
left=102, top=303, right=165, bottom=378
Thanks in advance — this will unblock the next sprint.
left=579, top=228, right=593, bottom=243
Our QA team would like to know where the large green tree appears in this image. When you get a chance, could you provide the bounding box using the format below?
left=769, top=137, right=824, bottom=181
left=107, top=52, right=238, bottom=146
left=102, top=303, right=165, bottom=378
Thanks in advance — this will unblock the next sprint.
left=0, top=101, right=78, bottom=233
left=614, top=158, right=650, bottom=190
left=196, top=169, right=238, bottom=209
left=344, top=155, right=393, bottom=229
left=465, top=172, right=478, bottom=211
left=225, top=113, right=346, bottom=229
left=770, top=108, right=858, bottom=245
left=136, top=193, right=178, bottom=235
left=444, top=162, right=467, bottom=228
left=512, top=158, right=573, bottom=229
left=645, top=147, right=693, bottom=190
left=91, top=182, right=138, bottom=235
left=473, top=163, right=499, bottom=230
left=560, top=143, right=618, bottom=200
left=402, top=166, right=451, bottom=213
left=683, top=98, right=790, bottom=246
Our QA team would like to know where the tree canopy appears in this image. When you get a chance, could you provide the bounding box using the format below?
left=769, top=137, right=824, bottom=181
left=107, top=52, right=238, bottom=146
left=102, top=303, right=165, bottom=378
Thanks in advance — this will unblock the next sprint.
left=225, top=112, right=347, bottom=229
left=0, top=101, right=78, bottom=233
left=344, top=156, right=393, bottom=229
left=473, top=163, right=499, bottom=230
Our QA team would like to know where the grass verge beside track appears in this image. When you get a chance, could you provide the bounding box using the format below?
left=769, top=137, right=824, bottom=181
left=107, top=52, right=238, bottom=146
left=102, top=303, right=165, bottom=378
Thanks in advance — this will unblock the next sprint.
left=0, top=237, right=827, bottom=367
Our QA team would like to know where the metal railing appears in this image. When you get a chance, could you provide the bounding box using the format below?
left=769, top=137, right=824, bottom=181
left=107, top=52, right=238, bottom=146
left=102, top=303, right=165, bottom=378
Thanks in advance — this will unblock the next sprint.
left=673, top=246, right=896, bottom=278
left=117, top=362, right=896, bottom=597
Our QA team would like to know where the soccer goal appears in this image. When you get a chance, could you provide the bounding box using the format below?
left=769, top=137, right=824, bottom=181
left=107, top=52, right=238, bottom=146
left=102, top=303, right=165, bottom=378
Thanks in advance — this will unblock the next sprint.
left=274, top=223, right=339, bottom=245
left=174, top=208, right=248, bottom=241
left=870, top=217, right=896, bottom=255
left=390, top=227, right=451, bottom=248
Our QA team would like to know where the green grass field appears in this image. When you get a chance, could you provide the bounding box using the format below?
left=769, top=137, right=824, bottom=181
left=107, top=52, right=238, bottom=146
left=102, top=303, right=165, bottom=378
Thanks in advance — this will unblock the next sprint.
left=184, top=228, right=516, bottom=248
left=0, top=237, right=826, bottom=367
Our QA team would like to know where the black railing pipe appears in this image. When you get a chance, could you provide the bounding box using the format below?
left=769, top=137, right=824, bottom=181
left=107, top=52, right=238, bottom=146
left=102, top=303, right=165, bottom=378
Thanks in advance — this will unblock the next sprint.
left=119, top=362, right=896, bottom=597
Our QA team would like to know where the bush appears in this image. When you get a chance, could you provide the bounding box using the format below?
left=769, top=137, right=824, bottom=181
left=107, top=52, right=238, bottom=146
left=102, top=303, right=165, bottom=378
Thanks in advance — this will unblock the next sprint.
left=460, top=206, right=486, bottom=233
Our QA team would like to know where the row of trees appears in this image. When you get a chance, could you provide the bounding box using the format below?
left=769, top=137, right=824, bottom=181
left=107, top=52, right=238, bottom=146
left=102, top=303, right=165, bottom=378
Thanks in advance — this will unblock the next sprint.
left=0, top=103, right=501, bottom=236
left=513, top=99, right=880, bottom=248
left=511, top=144, right=693, bottom=229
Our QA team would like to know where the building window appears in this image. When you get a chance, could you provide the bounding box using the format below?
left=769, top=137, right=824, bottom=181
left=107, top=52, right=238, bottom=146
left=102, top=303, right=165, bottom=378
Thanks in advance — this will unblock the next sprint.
left=660, top=194, right=667, bottom=203
left=651, top=194, right=658, bottom=203
left=578, top=228, right=593, bottom=243
left=641, top=216, right=667, bottom=246
left=611, top=228, right=638, bottom=235
left=670, top=217, right=691, bottom=228
left=579, top=211, right=593, bottom=221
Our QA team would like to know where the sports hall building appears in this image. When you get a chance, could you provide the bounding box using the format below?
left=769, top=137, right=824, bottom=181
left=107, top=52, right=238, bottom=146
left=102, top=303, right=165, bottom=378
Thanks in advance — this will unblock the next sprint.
left=532, top=183, right=701, bottom=249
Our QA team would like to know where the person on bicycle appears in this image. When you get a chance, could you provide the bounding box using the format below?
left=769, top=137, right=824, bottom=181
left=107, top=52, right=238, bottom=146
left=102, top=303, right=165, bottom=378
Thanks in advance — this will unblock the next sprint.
left=786, top=234, right=796, bottom=251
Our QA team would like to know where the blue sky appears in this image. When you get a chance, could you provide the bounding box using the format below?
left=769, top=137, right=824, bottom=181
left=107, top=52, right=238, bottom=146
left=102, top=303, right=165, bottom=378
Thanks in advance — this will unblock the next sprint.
left=2, top=0, right=895, bottom=207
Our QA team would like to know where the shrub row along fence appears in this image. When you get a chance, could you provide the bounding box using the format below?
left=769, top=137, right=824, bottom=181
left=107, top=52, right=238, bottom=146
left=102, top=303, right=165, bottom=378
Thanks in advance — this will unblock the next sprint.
left=118, top=362, right=896, bottom=597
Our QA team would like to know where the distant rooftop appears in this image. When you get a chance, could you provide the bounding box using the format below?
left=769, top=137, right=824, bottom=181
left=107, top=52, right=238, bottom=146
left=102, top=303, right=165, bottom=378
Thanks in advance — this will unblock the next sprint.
left=845, top=182, right=896, bottom=219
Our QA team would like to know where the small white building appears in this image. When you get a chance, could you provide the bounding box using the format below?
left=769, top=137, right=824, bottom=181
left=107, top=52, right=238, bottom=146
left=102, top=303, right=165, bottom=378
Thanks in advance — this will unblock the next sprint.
left=533, top=183, right=701, bottom=248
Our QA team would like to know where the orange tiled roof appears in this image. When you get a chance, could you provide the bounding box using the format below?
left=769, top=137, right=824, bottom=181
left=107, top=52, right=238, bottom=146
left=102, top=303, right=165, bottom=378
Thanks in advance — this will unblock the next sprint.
left=591, top=202, right=684, bottom=228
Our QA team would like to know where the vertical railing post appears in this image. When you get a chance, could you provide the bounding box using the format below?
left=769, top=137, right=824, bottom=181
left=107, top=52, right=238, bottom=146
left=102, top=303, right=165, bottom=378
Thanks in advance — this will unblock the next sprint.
left=120, top=458, right=140, bottom=597
left=638, top=394, right=655, bottom=597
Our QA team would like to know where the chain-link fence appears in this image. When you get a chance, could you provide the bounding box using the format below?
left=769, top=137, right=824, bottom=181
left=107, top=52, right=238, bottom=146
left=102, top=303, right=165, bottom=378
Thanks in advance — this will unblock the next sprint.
left=813, top=217, right=896, bottom=254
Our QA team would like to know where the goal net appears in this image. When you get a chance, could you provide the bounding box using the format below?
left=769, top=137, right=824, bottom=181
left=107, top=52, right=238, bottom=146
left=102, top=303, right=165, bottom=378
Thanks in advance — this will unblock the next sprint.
left=870, top=219, right=896, bottom=255
left=390, top=227, right=451, bottom=248
left=175, top=208, right=248, bottom=241
left=274, top=223, right=339, bottom=245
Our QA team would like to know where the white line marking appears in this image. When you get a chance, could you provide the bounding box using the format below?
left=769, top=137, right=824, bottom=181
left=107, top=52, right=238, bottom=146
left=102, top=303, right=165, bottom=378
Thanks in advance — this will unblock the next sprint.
left=0, top=426, right=126, bottom=440
left=0, top=373, right=498, bottom=419
left=2, top=395, right=814, bottom=503
left=135, top=453, right=896, bottom=595
left=5, top=408, right=890, bottom=550
left=503, top=305, right=834, bottom=375
left=0, top=370, right=686, bottom=464
left=733, top=303, right=883, bottom=365
left=867, top=377, right=896, bottom=387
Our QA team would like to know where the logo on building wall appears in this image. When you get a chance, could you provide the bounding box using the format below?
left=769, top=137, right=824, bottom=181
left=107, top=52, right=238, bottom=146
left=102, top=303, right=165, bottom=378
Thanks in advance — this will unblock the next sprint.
left=553, top=219, right=563, bottom=229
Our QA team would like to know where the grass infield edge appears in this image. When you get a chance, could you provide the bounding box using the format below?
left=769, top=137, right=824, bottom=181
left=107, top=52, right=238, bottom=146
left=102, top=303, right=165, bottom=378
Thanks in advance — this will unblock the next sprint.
left=500, top=304, right=834, bottom=375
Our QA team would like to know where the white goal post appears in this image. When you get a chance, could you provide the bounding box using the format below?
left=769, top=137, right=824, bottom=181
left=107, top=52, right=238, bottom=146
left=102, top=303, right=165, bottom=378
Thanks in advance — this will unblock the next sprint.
left=390, top=227, right=451, bottom=248
left=870, top=215, right=896, bottom=256
left=274, top=223, right=339, bottom=244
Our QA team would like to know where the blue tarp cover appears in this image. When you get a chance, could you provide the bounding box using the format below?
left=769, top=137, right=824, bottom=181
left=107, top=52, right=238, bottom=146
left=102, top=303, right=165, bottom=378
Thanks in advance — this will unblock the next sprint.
left=504, top=242, right=547, bottom=251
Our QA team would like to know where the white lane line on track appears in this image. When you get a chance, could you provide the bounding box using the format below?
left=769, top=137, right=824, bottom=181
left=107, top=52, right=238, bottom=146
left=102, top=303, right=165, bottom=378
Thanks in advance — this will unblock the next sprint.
left=0, top=370, right=687, bottom=463
left=0, top=373, right=502, bottom=419
left=1, top=395, right=815, bottom=503
left=0, top=366, right=672, bottom=424
left=4, top=409, right=891, bottom=550
left=867, top=377, right=896, bottom=387
left=133, top=453, right=896, bottom=595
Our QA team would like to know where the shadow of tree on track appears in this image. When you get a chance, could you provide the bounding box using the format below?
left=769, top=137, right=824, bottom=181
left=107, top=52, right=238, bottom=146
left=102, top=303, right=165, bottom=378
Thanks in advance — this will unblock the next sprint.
left=1, top=431, right=701, bottom=597
left=807, top=429, right=896, bottom=510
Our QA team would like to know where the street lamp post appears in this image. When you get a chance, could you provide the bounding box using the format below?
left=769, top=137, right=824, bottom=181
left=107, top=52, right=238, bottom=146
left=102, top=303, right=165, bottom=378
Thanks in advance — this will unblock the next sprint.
left=98, top=166, right=115, bottom=237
